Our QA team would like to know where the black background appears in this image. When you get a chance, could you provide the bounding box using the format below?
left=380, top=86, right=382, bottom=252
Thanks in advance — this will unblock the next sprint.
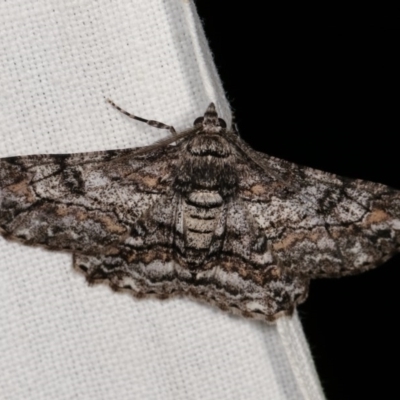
left=194, top=3, right=400, bottom=400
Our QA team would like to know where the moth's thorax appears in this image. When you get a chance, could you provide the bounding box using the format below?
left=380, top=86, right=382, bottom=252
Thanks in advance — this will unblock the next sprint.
left=186, top=133, right=231, bottom=157
left=173, top=132, right=238, bottom=199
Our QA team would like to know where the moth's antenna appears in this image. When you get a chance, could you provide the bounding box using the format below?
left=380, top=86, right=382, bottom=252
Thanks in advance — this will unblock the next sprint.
left=106, top=98, right=177, bottom=136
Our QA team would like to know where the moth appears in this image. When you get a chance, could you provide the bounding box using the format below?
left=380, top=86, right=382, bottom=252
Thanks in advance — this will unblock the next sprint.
left=1, top=101, right=400, bottom=322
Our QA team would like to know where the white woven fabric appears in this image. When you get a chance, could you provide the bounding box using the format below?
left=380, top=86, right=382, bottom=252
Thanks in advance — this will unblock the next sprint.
left=0, top=1, right=325, bottom=399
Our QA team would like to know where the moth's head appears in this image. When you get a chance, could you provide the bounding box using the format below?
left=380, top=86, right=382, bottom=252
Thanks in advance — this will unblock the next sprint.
left=193, top=103, right=227, bottom=133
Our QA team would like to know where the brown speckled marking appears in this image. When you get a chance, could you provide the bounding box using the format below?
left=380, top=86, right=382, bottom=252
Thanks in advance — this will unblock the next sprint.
left=97, top=216, right=127, bottom=234
left=273, top=231, right=322, bottom=251
left=55, top=205, right=70, bottom=217
left=363, top=208, right=390, bottom=225
left=250, top=184, right=266, bottom=195
left=8, top=180, right=36, bottom=203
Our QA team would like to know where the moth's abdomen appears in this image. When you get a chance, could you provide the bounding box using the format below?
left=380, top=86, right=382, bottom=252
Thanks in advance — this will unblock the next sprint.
left=186, top=190, right=223, bottom=207
left=183, top=191, right=223, bottom=251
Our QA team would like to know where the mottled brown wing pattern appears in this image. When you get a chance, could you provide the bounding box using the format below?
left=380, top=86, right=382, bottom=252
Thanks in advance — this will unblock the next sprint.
left=1, top=102, right=400, bottom=323
left=233, top=139, right=400, bottom=278
left=0, top=145, right=180, bottom=255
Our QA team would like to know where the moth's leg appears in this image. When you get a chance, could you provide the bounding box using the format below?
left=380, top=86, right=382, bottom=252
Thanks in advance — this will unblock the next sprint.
left=231, top=113, right=239, bottom=135
left=106, top=98, right=177, bottom=136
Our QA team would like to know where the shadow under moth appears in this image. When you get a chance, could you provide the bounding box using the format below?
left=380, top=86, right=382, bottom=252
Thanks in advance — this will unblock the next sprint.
left=1, top=101, right=399, bottom=322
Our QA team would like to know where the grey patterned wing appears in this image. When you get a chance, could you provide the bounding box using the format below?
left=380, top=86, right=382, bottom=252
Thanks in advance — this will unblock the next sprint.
left=234, top=139, right=400, bottom=278
left=0, top=146, right=179, bottom=256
